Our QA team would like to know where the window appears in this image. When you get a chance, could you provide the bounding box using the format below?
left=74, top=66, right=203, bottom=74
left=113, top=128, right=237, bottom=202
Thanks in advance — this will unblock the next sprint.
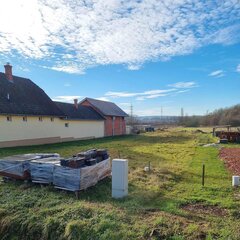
left=50, top=117, right=54, bottom=122
left=23, top=116, right=27, bottom=122
left=65, top=123, right=69, bottom=127
left=39, top=117, right=43, bottom=122
left=6, top=116, right=12, bottom=122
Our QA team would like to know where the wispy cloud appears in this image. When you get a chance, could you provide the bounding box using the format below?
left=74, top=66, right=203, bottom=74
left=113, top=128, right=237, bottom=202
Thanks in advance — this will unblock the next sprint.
left=105, top=91, right=140, bottom=98
left=210, top=24, right=240, bottom=46
left=52, top=95, right=82, bottom=103
left=236, top=64, right=240, bottom=73
left=0, top=1, right=239, bottom=73
left=177, top=89, right=190, bottom=94
left=136, top=93, right=171, bottom=101
left=95, top=97, right=110, bottom=102
left=105, top=81, right=197, bottom=101
left=208, top=70, right=225, bottom=78
left=105, top=89, right=173, bottom=99
left=64, top=83, right=71, bottom=87
left=168, top=81, right=197, bottom=88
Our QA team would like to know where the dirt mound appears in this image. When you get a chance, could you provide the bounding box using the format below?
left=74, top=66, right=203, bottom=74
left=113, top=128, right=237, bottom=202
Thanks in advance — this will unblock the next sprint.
left=181, top=203, right=228, bottom=217
left=219, top=148, right=240, bottom=175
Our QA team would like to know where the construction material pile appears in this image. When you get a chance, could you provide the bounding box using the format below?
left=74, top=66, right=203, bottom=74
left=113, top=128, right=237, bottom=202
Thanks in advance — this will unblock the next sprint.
left=30, top=157, right=61, bottom=184
left=54, top=149, right=110, bottom=191
left=216, top=131, right=240, bottom=143
left=0, top=153, right=59, bottom=180
left=0, top=150, right=110, bottom=192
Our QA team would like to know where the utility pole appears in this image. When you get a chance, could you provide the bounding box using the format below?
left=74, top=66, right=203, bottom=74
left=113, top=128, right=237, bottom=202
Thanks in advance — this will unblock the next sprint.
left=161, top=106, right=163, bottom=122
left=180, top=107, right=184, bottom=124
left=130, top=104, right=133, bottom=127
left=181, top=108, right=184, bottom=118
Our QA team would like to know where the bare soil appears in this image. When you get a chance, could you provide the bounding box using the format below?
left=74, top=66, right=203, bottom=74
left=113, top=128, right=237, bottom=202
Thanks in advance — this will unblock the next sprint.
left=181, top=203, right=228, bottom=217
left=219, top=148, right=240, bottom=175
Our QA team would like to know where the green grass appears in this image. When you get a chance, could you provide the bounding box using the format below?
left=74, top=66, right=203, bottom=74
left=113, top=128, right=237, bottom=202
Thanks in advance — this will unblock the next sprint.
left=0, top=129, right=239, bottom=240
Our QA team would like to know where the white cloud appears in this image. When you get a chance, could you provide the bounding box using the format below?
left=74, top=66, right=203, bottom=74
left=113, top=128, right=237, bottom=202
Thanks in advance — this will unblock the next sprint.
left=119, top=102, right=131, bottom=107
left=105, top=91, right=140, bottom=98
left=0, top=1, right=239, bottom=73
left=236, top=64, right=240, bottom=73
left=177, top=89, right=190, bottom=93
left=209, top=70, right=225, bottom=77
left=105, top=83, right=196, bottom=101
left=106, top=88, right=176, bottom=99
left=52, top=95, right=82, bottom=103
left=51, top=65, right=84, bottom=74
left=17, top=66, right=30, bottom=72
left=64, top=83, right=71, bottom=87
left=95, top=97, right=110, bottom=101
left=136, top=96, right=146, bottom=101
left=143, top=89, right=176, bottom=94
left=168, top=81, right=197, bottom=88
left=210, top=25, right=240, bottom=46
left=137, top=93, right=169, bottom=101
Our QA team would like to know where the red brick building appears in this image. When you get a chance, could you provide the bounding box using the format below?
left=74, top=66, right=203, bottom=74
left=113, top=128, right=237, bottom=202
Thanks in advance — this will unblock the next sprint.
left=80, top=98, right=128, bottom=136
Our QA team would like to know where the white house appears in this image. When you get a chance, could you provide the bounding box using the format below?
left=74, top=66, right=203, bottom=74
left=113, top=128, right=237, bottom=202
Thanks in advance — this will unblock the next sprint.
left=0, top=63, right=107, bottom=147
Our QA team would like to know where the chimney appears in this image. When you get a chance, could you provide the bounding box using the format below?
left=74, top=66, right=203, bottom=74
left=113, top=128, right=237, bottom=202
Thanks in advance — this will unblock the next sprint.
left=74, top=98, right=78, bottom=109
left=4, top=63, right=13, bottom=81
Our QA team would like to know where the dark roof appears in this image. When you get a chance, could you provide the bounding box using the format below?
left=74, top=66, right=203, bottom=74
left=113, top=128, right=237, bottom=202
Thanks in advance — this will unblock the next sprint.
left=54, top=102, right=105, bottom=121
left=81, top=98, right=128, bottom=117
left=0, top=72, right=64, bottom=116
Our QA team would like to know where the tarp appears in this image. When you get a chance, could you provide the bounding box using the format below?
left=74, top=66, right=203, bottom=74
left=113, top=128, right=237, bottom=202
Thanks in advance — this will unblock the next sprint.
left=0, top=153, right=60, bottom=180
left=53, top=158, right=111, bottom=191
left=53, top=164, right=81, bottom=191
left=30, top=157, right=61, bottom=183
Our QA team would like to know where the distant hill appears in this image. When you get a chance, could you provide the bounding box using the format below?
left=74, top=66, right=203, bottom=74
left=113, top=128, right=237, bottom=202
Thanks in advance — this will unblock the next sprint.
left=137, top=116, right=179, bottom=124
left=182, top=104, right=240, bottom=127
left=201, top=104, right=240, bottom=126
left=127, top=104, right=240, bottom=127
left=125, top=115, right=180, bottom=125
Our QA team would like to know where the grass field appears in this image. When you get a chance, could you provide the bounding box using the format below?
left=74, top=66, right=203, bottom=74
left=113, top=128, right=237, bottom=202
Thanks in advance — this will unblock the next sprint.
left=0, top=128, right=239, bottom=240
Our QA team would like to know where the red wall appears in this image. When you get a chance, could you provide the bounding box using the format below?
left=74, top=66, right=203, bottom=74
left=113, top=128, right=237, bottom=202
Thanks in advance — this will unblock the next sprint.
left=80, top=100, right=126, bottom=136
left=105, top=116, right=126, bottom=136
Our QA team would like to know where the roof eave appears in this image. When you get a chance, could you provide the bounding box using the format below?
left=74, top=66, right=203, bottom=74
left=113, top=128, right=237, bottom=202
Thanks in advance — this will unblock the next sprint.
left=0, top=113, right=66, bottom=117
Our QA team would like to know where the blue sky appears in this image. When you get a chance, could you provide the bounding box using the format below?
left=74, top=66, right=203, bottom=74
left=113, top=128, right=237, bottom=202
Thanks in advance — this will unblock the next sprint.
left=0, top=1, right=239, bottom=116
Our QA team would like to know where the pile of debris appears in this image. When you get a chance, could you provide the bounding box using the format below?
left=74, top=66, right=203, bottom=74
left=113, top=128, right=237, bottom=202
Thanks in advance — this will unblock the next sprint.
left=213, top=125, right=240, bottom=143
left=0, top=149, right=111, bottom=193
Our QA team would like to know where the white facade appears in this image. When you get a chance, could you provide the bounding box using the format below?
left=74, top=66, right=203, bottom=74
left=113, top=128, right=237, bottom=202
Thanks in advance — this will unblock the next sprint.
left=0, top=115, right=104, bottom=148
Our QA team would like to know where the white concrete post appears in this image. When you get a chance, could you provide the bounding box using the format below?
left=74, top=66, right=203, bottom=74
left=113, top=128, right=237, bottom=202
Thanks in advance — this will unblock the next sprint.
left=112, top=159, right=128, bottom=198
left=232, top=176, right=240, bottom=186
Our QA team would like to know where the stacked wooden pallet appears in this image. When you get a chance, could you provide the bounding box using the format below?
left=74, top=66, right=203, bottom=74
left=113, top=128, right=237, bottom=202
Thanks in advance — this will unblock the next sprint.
left=30, top=157, right=61, bottom=184
left=53, top=158, right=110, bottom=191
left=0, top=150, right=111, bottom=195
left=0, top=153, right=59, bottom=180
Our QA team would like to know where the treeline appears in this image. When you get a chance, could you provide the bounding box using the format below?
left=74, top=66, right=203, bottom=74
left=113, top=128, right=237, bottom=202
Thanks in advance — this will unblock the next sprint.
left=181, top=104, right=240, bottom=127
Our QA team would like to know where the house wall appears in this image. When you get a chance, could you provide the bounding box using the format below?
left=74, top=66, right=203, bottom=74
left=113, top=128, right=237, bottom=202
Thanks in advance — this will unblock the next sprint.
left=80, top=100, right=126, bottom=136
left=105, top=116, right=126, bottom=136
left=0, top=115, right=104, bottom=148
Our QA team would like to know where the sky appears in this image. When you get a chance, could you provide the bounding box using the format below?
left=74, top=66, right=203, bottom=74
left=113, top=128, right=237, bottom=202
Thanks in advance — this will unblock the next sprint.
left=0, top=0, right=239, bottom=116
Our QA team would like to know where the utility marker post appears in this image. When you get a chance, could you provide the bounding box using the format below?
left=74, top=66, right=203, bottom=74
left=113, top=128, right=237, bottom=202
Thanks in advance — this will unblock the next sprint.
left=112, top=159, right=128, bottom=198
left=202, top=164, right=205, bottom=187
